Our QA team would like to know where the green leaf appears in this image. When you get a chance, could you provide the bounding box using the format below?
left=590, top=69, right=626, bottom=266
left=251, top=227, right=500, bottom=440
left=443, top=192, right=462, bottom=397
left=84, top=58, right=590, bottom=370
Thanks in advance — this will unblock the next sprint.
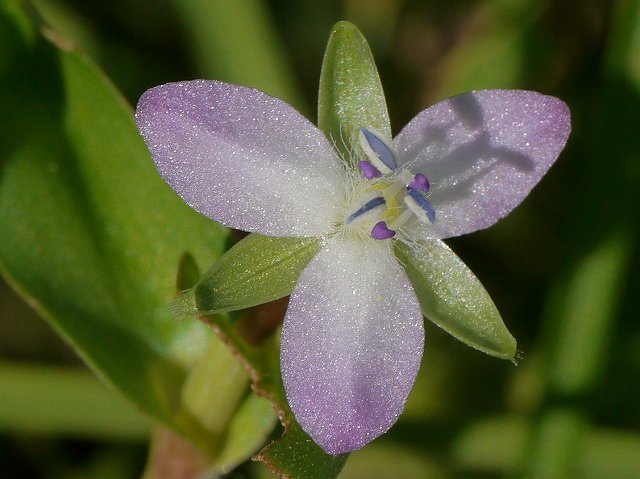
left=433, top=0, right=544, bottom=99
left=545, top=230, right=631, bottom=395
left=215, top=392, right=277, bottom=469
left=0, top=361, right=151, bottom=439
left=170, top=0, right=304, bottom=111
left=395, top=239, right=517, bottom=360
left=0, top=2, right=230, bottom=446
left=194, top=234, right=320, bottom=314
left=256, top=422, right=348, bottom=478
left=181, top=334, right=278, bottom=469
left=318, top=20, right=391, bottom=163
left=526, top=408, right=588, bottom=479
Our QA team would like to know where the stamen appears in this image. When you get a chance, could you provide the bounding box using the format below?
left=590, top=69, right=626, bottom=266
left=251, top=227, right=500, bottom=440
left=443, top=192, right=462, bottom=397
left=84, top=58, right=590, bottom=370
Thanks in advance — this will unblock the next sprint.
left=358, top=160, right=382, bottom=179
left=407, top=173, right=430, bottom=193
left=359, top=128, right=397, bottom=174
left=371, top=221, right=396, bottom=240
left=346, top=196, right=386, bottom=224
left=404, top=189, right=436, bottom=224
left=387, top=208, right=414, bottom=231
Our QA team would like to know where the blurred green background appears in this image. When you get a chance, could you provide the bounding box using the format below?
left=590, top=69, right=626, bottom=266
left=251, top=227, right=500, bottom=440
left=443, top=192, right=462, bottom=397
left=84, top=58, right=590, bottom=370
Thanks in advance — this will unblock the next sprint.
left=1, top=0, right=640, bottom=477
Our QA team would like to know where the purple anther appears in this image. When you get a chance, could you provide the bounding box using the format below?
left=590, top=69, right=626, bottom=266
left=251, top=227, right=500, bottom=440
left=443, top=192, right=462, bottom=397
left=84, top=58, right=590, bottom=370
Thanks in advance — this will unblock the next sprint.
left=371, top=221, right=396, bottom=240
left=358, top=161, right=382, bottom=179
left=407, top=173, right=430, bottom=193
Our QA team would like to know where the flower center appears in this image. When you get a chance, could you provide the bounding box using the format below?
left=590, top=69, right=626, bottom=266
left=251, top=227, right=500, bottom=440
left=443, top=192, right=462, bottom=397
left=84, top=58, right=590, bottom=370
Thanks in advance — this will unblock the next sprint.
left=344, top=128, right=436, bottom=240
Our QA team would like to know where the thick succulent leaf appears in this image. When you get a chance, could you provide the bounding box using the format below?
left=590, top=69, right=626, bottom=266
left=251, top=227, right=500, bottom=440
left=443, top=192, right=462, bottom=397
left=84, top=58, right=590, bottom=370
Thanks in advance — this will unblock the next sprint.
left=395, top=239, right=516, bottom=360
left=395, top=90, right=570, bottom=240
left=318, top=21, right=391, bottom=163
left=136, top=80, right=345, bottom=238
left=194, top=234, right=321, bottom=314
left=0, top=4, right=229, bottom=443
left=281, top=238, right=424, bottom=454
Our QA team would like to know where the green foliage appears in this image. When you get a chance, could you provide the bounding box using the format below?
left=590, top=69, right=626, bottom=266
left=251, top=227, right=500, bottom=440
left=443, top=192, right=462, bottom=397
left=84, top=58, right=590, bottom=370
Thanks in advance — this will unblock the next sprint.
left=194, top=234, right=320, bottom=314
left=0, top=361, right=151, bottom=438
left=396, top=240, right=516, bottom=360
left=170, top=0, right=305, bottom=111
left=0, top=1, right=274, bottom=471
left=318, top=20, right=391, bottom=163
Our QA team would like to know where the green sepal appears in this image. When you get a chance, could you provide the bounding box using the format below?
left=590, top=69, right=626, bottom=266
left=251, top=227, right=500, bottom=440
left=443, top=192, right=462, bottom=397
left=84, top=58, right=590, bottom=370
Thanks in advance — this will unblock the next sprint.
left=318, top=21, right=391, bottom=164
left=395, top=239, right=517, bottom=360
left=194, top=234, right=321, bottom=315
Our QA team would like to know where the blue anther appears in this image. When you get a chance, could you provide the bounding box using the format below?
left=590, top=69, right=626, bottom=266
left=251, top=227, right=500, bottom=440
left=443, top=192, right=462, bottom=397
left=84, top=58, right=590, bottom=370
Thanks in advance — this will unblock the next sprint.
left=346, top=196, right=386, bottom=224
left=360, top=128, right=397, bottom=172
left=405, top=189, right=436, bottom=224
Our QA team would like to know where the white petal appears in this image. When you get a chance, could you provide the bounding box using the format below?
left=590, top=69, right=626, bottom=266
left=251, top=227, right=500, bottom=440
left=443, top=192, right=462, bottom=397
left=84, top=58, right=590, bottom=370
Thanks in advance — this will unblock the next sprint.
left=394, top=90, right=570, bottom=238
left=136, top=80, right=346, bottom=237
left=281, top=238, right=424, bottom=454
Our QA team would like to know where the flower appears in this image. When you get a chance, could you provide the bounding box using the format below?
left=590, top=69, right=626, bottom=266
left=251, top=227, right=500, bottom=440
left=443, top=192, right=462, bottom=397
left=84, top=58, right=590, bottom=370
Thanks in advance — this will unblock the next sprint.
left=135, top=80, right=570, bottom=455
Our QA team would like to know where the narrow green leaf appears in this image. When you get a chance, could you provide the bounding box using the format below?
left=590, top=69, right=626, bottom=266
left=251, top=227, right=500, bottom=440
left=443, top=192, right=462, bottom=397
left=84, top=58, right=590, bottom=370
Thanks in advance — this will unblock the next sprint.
left=603, top=0, right=640, bottom=87
left=0, top=2, right=229, bottom=444
left=527, top=408, right=588, bottom=479
left=433, top=0, right=544, bottom=99
left=181, top=335, right=278, bottom=470
left=0, top=361, right=151, bottom=439
left=195, top=234, right=320, bottom=315
left=318, top=20, right=391, bottom=163
left=171, top=0, right=304, bottom=111
left=546, top=230, right=631, bottom=395
left=395, top=239, right=517, bottom=360
left=215, top=393, right=277, bottom=470
left=181, top=337, right=251, bottom=435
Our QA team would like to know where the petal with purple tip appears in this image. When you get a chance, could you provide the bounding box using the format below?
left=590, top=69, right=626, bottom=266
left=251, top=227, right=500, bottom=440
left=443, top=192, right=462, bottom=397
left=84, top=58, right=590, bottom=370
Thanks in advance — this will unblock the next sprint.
left=394, top=90, right=571, bottom=239
left=136, top=80, right=345, bottom=237
left=281, top=238, right=424, bottom=455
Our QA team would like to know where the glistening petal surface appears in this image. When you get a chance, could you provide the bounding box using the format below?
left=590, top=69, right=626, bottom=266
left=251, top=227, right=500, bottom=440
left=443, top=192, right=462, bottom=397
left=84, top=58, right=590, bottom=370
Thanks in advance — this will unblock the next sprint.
left=136, top=80, right=345, bottom=237
left=280, top=238, right=424, bottom=455
left=394, top=90, right=571, bottom=239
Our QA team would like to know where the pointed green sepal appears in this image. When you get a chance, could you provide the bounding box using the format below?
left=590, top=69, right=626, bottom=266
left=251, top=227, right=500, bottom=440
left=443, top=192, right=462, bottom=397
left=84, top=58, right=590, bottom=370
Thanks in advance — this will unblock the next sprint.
left=318, top=21, right=391, bottom=164
left=194, top=234, right=320, bottom=315
left=395, top=240, right=517, bottom=360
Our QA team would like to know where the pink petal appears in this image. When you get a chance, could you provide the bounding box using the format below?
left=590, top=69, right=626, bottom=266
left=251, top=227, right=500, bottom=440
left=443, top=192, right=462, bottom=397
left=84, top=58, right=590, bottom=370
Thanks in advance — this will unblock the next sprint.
left=281, top=239, right=424, bottom=455
left=136, top=80, right=345, bottom=237
left=394, top=90, right=571, bottom=239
